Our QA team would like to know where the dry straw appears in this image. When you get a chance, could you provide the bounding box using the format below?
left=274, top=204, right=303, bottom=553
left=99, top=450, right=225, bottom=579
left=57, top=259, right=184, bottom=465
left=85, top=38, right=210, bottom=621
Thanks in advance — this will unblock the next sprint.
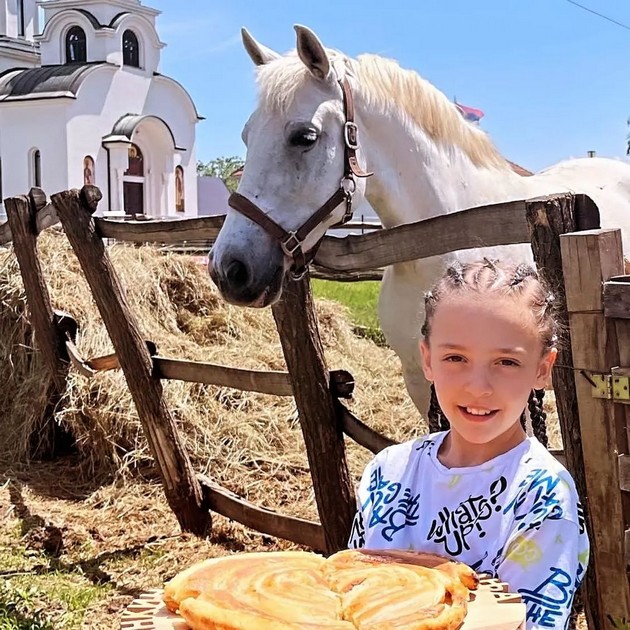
left=0, top=230, right=422, bottom=521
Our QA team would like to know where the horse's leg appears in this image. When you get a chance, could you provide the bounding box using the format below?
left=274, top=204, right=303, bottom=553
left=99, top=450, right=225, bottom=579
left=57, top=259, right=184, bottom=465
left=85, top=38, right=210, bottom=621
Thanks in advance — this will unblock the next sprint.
left=401, top=360, right=431, bottom=423
left=378, top=263, right=435, bottom=425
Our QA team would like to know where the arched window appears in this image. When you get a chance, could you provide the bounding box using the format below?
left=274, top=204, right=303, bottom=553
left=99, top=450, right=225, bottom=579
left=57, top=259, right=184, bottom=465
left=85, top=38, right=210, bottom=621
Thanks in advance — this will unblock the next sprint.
left=122, top=30, right=140, bottom=68
left=65, top=26, right=87, bottom=64
left=17, top=0, right=25, bottom=37
left=83, top=156, right=95, bottom=186
left=125, top=144, right=143, bottom=176
left=175, top=166, right=185, bottom=212
left=32, top=149, right=41, bottom=187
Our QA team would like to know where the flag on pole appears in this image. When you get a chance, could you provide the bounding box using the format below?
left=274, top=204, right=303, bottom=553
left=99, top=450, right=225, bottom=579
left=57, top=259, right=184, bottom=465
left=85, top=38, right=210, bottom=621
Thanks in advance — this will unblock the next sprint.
left=454, top=100, right=484, bottom=123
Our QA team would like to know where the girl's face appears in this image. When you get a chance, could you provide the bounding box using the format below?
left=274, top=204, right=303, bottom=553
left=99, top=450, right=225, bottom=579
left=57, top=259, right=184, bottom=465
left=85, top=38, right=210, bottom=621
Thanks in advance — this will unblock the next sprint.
left=420, top=294, right=556, bottom=449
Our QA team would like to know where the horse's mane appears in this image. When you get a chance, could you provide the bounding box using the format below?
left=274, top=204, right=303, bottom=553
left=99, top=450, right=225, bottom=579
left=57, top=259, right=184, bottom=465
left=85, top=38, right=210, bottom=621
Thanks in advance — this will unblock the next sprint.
left=256, top=50, right=509, bottom=170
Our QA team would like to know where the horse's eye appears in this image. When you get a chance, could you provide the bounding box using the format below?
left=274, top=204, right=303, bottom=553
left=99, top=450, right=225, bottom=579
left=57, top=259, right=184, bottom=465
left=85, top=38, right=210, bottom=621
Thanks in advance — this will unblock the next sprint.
left=287, top=127, right=319, bottom=148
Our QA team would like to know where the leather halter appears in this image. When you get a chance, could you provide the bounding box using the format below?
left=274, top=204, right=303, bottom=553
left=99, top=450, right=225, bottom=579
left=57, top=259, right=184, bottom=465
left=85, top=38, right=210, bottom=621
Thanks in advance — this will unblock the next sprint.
left=228, top=76, right=373, bottom=279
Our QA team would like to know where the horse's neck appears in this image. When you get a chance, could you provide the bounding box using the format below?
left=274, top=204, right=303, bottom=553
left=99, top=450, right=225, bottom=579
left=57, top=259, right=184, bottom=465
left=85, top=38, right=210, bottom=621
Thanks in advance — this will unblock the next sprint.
left=360, top=111, right=532, bottom=227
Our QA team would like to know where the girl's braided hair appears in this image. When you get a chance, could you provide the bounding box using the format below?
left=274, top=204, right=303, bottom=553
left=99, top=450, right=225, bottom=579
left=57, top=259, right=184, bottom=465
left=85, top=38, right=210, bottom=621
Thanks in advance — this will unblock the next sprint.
left=423, top=259, right=559, bottom=446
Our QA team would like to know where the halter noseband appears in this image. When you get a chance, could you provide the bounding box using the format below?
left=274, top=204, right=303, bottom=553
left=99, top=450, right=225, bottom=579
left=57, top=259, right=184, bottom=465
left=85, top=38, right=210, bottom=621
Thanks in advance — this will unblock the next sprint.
left=227, top=76, right=373, bottom=279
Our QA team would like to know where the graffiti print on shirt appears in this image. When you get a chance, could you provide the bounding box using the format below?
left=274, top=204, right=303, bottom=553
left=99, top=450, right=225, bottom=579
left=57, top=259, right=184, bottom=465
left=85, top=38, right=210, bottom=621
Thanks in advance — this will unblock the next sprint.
left=427, top=476, right=508, bottom=557
left=414, top=438, right=436, bottom=457
left=348, top=511, right=366, bottom=548
left=520, top=566, right=574, bottom=628
left=502, top=469, right=564, bottom=533
left=361, top=466, right=421, bottom=542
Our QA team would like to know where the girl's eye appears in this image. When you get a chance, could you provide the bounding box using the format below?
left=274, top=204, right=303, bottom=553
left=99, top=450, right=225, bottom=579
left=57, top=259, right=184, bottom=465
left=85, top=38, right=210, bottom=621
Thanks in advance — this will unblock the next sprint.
left=498, top=359, right=520, bottom=367
left=444, top=355, right=465, bottom=363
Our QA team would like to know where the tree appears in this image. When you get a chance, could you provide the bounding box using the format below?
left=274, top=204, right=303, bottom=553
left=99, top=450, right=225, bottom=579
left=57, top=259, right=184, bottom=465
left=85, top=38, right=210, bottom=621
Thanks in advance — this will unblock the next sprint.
left=197, top=156, right=244, bottom=193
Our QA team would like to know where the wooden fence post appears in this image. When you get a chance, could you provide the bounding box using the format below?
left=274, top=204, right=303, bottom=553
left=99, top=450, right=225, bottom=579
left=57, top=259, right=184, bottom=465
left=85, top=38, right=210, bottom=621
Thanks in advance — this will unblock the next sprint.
left=52, top=186, right=211, bottom=536
left=560, top=228, right=630, bottom=627
left=5, top=189, right=70, bottom=456
left=272, top=273, right=355, bottom=553
left=525, top=193, right=602, bottom=628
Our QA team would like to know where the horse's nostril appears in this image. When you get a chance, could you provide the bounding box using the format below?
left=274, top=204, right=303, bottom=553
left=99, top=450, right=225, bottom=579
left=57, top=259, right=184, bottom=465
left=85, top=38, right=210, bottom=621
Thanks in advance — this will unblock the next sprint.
left=225, top=259, right=249, bottom=288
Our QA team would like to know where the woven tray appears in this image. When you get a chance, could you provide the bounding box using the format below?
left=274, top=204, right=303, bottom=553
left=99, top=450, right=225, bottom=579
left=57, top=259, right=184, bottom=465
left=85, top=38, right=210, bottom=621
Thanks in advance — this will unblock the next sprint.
left=120, top=575, right=525, bottom=630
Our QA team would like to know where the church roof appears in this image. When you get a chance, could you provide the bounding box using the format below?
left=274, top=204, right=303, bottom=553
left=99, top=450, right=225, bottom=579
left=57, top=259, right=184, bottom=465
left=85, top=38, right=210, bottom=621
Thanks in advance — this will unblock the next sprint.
left=0, top=62, right=110, bottom=101
left=60, top=9, right=132, bottom=31
left=103, top=113, right=186, bottom=150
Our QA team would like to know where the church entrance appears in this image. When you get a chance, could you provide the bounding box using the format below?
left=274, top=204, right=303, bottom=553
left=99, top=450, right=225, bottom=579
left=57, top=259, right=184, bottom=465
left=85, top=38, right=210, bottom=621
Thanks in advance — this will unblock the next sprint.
left=123, top=181, right=143, bottom=217
left=123, top=143, right=145, bottom=217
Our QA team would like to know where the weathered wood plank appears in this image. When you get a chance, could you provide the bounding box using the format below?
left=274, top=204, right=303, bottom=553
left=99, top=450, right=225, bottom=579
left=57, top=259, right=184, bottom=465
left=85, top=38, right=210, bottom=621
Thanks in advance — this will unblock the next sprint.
left=197, top=474, right=325, bottom=551
left=5, top=195, right=67, bottom=390
left=65, top=340, right=96, bottom=378
left=94, top=199, right=531, bottom=273
left=310, top=266, right=384, bottom=282
left=313, top=199, right=530, bottom=271
left=52, top=186, right=211, bottom=537
left=271, top=274, right=355, bottom=553
left=526, top=194, right=600, bottom=630
left=4, top=194, right=70, bottom=457
left=603, top=277, right=630, bottom=320
left=614, top=318, right=630, bottom=529
left=619, top=454, right=630, bottom=493
left=154, top=357, right=293, bottom=396
left=0, top=190, right=59, bottom=246
left=337, top=401, right=397, bottom=454
left=96, top=215, right=224, bottom=243
left=560, top=227, right=630, bottom=627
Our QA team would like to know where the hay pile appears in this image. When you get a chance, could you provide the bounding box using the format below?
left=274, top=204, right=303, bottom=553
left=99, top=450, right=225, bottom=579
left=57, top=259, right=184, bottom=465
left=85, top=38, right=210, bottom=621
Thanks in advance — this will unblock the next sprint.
left=0, top=230, right=422, bottom=521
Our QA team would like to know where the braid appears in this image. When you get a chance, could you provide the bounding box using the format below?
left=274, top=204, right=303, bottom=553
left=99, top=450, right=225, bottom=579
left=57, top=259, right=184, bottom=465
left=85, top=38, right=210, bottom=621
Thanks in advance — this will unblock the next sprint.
left=528, top=389, right=549, bottom=447
left=509, top=263, right=537, bottom=287
left=428, top=383, right=449, bottom=433
left=446, top=262, right=465, bottom=286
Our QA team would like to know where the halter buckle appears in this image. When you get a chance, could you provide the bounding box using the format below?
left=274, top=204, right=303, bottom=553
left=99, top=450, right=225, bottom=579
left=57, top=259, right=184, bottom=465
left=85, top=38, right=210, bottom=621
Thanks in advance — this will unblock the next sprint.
left=344, top=121, right=359, bottom=150
left=281, top=231, right=303, bottom=257
left=291, top=264, right=309, bottom=281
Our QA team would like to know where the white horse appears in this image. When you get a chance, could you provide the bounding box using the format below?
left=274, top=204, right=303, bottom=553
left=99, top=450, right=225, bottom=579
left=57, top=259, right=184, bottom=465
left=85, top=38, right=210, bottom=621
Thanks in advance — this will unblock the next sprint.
left=209, top=25, right=630, bottom=418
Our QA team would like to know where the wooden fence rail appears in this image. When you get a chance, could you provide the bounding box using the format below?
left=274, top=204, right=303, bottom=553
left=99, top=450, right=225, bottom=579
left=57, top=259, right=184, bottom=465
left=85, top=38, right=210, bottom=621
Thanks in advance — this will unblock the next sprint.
left=1, top=186, right=629, bottom=627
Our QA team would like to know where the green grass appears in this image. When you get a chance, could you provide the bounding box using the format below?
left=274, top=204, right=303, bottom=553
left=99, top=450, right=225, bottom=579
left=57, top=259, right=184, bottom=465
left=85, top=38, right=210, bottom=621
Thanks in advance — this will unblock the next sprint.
left=0, top=546, right=112, bottom=629
left=311, top=279, right=385, bottom=345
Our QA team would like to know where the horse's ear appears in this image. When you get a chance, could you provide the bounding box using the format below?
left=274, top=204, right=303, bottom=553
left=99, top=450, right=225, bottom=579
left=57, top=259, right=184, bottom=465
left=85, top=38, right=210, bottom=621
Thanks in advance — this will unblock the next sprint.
left=294, top=25, right=330, bottom=81
left=241, top=27, right=280, bottom=66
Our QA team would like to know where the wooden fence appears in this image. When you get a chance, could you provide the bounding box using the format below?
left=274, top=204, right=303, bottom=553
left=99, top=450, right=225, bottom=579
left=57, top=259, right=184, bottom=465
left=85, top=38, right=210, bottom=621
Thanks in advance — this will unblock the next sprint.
left=1, top=186, right=629, bottom=628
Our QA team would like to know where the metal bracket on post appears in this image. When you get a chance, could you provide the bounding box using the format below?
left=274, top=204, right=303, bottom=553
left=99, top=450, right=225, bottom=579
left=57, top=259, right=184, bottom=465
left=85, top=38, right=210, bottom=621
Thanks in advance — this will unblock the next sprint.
left=589, top=369, right=630, bottom=403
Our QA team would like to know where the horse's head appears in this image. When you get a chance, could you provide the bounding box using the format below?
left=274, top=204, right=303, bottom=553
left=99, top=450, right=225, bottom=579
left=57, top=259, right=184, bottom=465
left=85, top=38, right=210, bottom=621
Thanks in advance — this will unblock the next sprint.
left=209, top=25, right=370, bottom=307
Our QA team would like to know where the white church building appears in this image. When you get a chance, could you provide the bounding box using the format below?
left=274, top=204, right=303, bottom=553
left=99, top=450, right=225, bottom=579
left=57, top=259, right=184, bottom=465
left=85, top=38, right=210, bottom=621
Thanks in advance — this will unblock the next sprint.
left=0, top=0, right=203, bottom=218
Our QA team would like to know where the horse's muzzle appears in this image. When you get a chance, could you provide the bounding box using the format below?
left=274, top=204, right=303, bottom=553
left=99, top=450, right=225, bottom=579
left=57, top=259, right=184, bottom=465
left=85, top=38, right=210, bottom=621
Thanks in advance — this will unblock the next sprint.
left=208, top=248, right=285, bottom=308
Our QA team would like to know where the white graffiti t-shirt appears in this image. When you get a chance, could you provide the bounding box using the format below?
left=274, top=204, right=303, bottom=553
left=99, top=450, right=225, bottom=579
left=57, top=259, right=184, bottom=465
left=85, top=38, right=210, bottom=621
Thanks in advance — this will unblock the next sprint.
left=348, top=432, right=589, bottom=630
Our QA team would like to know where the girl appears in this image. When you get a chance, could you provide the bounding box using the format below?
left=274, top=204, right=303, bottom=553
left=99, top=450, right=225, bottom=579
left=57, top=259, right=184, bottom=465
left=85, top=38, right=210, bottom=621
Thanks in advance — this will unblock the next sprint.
left=349, top=259, right=589, bottom=630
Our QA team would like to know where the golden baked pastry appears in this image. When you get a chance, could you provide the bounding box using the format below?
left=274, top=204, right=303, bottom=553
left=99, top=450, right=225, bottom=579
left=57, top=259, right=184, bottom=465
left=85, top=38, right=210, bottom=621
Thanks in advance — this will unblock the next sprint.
left=163, top=549, right=478, bottom=630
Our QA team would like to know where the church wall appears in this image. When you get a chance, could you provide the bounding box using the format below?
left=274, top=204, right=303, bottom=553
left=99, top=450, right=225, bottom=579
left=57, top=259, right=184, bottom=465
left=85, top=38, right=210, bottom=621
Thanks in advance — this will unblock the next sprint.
left=145, top=77, right=198, bottom=216
left=0, top=100, right=68, bottom=198
left=64, top=66, right=198, bottom=217
left=66, top=68, right=148, bottom=213
left=0, top=55, right=36, bottom=73
left=39, top=9, right=161, bottom=73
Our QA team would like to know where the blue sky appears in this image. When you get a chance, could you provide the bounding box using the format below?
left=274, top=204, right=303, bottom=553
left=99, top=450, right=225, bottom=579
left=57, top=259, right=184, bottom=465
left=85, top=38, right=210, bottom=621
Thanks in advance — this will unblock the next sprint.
left=148, top=0, right=630, bottom=173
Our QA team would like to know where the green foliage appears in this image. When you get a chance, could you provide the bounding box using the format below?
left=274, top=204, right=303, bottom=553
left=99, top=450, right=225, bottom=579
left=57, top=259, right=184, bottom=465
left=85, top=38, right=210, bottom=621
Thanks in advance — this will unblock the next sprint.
left=196, top=156, right=245, bottom=193
left=0, top=582, right=54, bottom=630
left=608, top=615, right=630, bottom=629
left=311, top=279, right=385, bottom=344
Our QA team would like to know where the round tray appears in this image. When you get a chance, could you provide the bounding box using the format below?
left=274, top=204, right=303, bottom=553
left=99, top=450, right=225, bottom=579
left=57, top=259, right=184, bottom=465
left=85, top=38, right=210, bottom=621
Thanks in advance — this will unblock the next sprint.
left=120, top=576, right=525, bottom=630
